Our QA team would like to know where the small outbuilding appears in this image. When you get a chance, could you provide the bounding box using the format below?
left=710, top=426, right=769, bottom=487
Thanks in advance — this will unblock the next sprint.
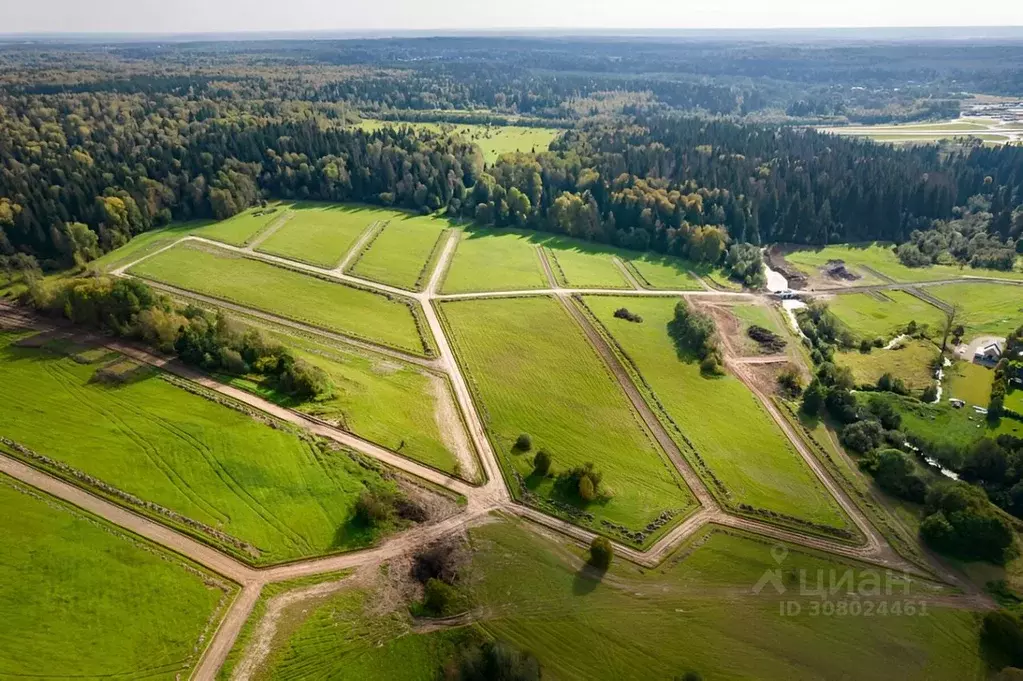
left=974, top=341, right=1003, bottom=365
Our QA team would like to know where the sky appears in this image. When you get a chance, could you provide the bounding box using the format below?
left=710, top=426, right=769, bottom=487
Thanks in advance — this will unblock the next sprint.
left=3, top=0, right=1023, bottom=35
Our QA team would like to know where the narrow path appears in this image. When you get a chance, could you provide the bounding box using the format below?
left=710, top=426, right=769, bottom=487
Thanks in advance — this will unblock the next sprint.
left=331, top=220, right=384, bottom=274
left=244, top=210, right=294, bottom=252
left=537, top=246, right=560, bottom=289
left=611, top=256, right=642, bottom=290
left=688, top=269, right=713, bottom=292
left=192, top=585, right=262, bottom=680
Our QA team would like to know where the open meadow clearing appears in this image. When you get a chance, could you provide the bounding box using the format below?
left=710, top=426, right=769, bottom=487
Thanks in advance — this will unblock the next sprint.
left=929, top=282, right=1023, bottom=337
left=582, top=295, right=850, bottom=532
left=348, top=214, right=450, bottom=290
left=358, top=119, right=561, bottom=164
left=0, top=331, right=407, bottom=564
left=440, top=228, right=549, bottom=293
left=542, top=238, right=631, bottom=289
left=439, top=296, right=694, bottom=542
left=945, top=360, right=997, bottom=407
left=190, top=203, right=291, bottom=247
left=622, top=252, right=725, bottom=290
left=826, top=290, right=946, bottom=341
left=0, top=475, right=231, bottom=680
left=784, top=242, right=1023, bottom=283
left=255, top=203, right=392, bottom=268
left=863, top=392, right=1023, bottom=448
left=836, top=339, right=939, bottom=391
left=240, top=518, right=982, bottom=681
left=129, top=241, right=433, bottom=356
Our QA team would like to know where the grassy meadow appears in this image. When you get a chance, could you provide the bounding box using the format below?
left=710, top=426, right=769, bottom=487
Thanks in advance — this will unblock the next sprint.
left=440, top=228, right=549, bottom=293
left=623, top=252, right=715, bottom=290
left=0, top=332, right=406, bottom=564
left=439, top=296, right=694, bottom=541
left=582, top=295, right=850, bottom=531
left=358, top=119, right=561, bottom=164
left=349, top=214, right=450, bottom=290
left=863, top=392, right=1023, bottom=448
left=945, top=360, right=997, bottom=407
left=191, top=203, right=290, bottom=247
left=542, top=238, right=632, bottom=289
left=0, top=475, right=230, bottom=680
left=836, top=339, right=939, bottom=391
left=929, top=282, right=1023, bottom=337
left=256, top=203, right=389, bottom=268
left=826, top=291, right=946, bottom=341
left=129, top=241, right=432, bottom=356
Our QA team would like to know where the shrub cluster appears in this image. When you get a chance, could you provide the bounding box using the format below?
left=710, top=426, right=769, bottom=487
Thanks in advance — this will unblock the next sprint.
left=613, top=307, right=643, bottom=323
left=667, top=299, right=723, bottom=375
left=556, top=462, right=604, bottom=503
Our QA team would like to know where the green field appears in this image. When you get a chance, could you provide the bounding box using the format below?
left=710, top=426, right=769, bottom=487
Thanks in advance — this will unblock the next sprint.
left=784, top=242, right=1023, bottom=284
left=622, top=252, right=726, bottom=290
left=358, top=119, right=561, bottom=164
left=582, top=296, right=849, bottom=531
left=246, top=518, right=983, bottom=681
left=224, top=327, right=467, bottom=477
left=439, top=296, right=694, bottom=542
left=945, top=360, right=996, bottom=407
left=0, top=332, right=406, bottom=564
left=827, top=291, right=946, bottom=341
left=257, top=203, right=390, bottom=268
left=90, top=220, right=213, bottom=272
left=440, top=228, right=549, bottom=293
left=191, top=204, right=290, bottom=247
left=837, top=340, right=939, bottom=391
left=863, top=392, right=1023, bottom=448
left=1008, top=387, right=1023, bottom=414
left=129, top=241, right=432, bottom=356
left=729, top=303, right=789, bottom=354
left=0, top=475, right=231, bottom=680
left=929, top=282, right=1023, bottom=337
left=543, top=238, right=631, bottom=289
left=349, top=214, right=450, bottom=290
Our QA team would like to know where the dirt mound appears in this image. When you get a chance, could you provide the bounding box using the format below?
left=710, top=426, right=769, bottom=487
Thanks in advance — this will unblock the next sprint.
left=822, top=259, right=860, bottom=281
left=747, top=325, right=787, bottom=354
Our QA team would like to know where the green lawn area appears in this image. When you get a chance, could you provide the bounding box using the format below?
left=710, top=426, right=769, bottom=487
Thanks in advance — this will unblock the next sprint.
left=543, top=238, right=631, bottom=289
left=582, top=295, right=849, bottom=532
left=784, top=242, right=1023, bottom=283
left=129, top=241, right=432, bottom=356
left=191, top=203, right=290, bottom=247
left=836, top=339, right=939, bottom=391
left=224, top=330, right=467, bottom=478
left=0, top=332, right=406, bottom=564
left=358, top=120, right=561, bottom=164
left=863, top=392, right=1023, bottom=448
left=349, top=214, right=450, bottom=290
left=440, top=228, right=549, bottom=293
left=622, top=252, right=732, bottom=290
left=827, top=290, right=946, bottom=341
left=929, top=282, right=1023, bottom=337
left=90, top=220, right=213, bottom=272
left=945, top=360, right=996, bottom=407
left=0, top=475, right=231, bottom=680
left=439, top=296, right=694, bottom=543
left=1008, top=387, right=1023, bottom=415
left=257, top=203, right=390, bottom=268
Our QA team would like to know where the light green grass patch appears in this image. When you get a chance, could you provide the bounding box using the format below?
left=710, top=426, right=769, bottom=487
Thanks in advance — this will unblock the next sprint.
left=358, top=119, right=561, bottom=164
left=91, top=220, right=212, bottom=272
left=863, top=392, right=1023, bottom=448
left=945, top=360, right=997, bottom=407
left=837, top=339, right=939, bottom=391
left=257, top=203, right=391, bottom=268
left=929, top=282, right=1023, bottom=337
left=827, top=290, right=946, bottom=341
left=440, top=296, right=694, bottom=542
left=622, top=252, right=714, bottom=290
left=129, top=241, right=432, bottom=356
left=542, top=238, right=631, bottom=289
left=440, top=228, right=549, bottom=293
left=583, top=295, right=849, bottom=532
left=0, top=475, right=231, bottom=680
left=1007, top=387, right=1023, bottom=415
left=0, top=332, right=405, bottom=564
left=191, top=203, right=290, bottom=247
left=349, top=214, right=450, bottom=290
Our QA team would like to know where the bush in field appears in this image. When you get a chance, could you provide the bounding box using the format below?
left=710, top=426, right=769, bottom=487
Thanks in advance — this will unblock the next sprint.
left=557, top=462, right=603, bottom=503
left=278, top=358, right=333, bottom=399
left=413, top=540, right=469, bottom=586
left=613, top=307, right=643, bottom=323
left=532, top=450, right=552, bottom=476
left=447, top=641, right=541, bottom=681
left=877, top=372, right=908, bottom=395
left=423, top=578, right=460, bottom=616
left=354, top=490, right=395, bottom=527
left=514, top=433, right=532, bottom=452
left=589, top=535, right=613, bottom=569
left=777, top=365, right=803, bottom=397
left=860, top=448, right=927, bottom=502
left=667, top=299, right=722, bottom=374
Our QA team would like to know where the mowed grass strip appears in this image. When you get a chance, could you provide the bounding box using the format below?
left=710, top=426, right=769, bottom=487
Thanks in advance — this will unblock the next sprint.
left=929, top=282, right=1023, bottom=337
left=257, top=203, right=391, bottom=268
left=349, top=214, right=449, bottom=290
left=0, top=333, right=405, bottom=564
left=583, top=296, right=849, bottom=529
left=191, top=203, right=290, bottom=247
left=129, top=241, right=431, bottom=356
left=440, top=229, right=549, bottom=293
left=543, top=239, right=630, bottom=289
left=623, top=253, right=709, bottom=290
left=0, top=475, right=229, bottom=680
left=827, top=290, right=946, bottom=341
left=440, top=296, right=693, bottom=536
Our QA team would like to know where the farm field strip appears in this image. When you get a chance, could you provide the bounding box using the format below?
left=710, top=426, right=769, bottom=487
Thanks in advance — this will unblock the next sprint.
left=826, top=290, right=947, bottom=341
left=190, top=204, right=292, bottom=247
left=254, top=204, right=398, bottom=268
left=439, top=228, right=550, bottom=293
left=347, top=215, right=451, bottom=291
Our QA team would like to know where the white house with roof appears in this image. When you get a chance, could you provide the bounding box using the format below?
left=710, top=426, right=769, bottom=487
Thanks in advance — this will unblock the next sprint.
left=974, top=340, right=1003, bottom=365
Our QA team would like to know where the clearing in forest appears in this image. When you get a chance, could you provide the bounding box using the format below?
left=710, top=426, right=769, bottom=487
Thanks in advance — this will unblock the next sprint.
left=0, top=332, right=409, bottom=564
left=190, top=203, right=291, bottom=247
left=129, top=241, right=433, bottom=356
left=348, top=214, right=451, bottom=290
left=542, top=237, right=632, bottom=289
left=256, top=203, right=391, bottom=268
left=440, top=229, right=549, bottom=294
left=929, top=282, right=1023, bottom=337
left=582, top=296, right=850, bottom=532
left=358, top=119, right=561, bottom=164
left=826, top=291, right=946, bottom=341
left=836, top=339, right=939, bottom=392
left=0, top=474, right=232, bottom=680
left=439, top=296, right=695, bottom=543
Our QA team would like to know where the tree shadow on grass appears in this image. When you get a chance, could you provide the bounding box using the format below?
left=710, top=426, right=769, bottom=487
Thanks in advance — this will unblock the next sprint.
left=572, top=563, right=605, bottom=596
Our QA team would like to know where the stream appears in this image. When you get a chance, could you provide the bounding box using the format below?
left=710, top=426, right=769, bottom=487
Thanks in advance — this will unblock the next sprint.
left=763, top=259, right=807, bottom=337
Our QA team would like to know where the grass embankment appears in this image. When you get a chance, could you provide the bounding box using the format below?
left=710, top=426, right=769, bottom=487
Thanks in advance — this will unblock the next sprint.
left=439, top=296, right=694, bottom=544
left=837, top=340, right=939, bottom=391
left=0, top=474, right=232, bottom=680
left=440, top=229, right=549, bottom=293
left=349, top=214, right=450, bottom=290
left=930, top=282, right=1023, bottom=337
left=256, top=203, right=389, bottom=268
left=247, top=518, right=983, bottom=681
left=0, top=332, right=407, bottom=564
left=827, top=291, right=946, bottom=341
left=191, top=203, right=291, bottom=247
left=582, top=295, right=850, bottom=534
left=129, top=241, right=433, bottom=356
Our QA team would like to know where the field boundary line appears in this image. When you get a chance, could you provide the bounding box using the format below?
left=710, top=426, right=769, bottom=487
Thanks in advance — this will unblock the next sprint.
left=339, top=219, right=388, bottom=276
left=611, top=256, right=642, bottom=290
left=244, top=209, right=295, bottom=251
